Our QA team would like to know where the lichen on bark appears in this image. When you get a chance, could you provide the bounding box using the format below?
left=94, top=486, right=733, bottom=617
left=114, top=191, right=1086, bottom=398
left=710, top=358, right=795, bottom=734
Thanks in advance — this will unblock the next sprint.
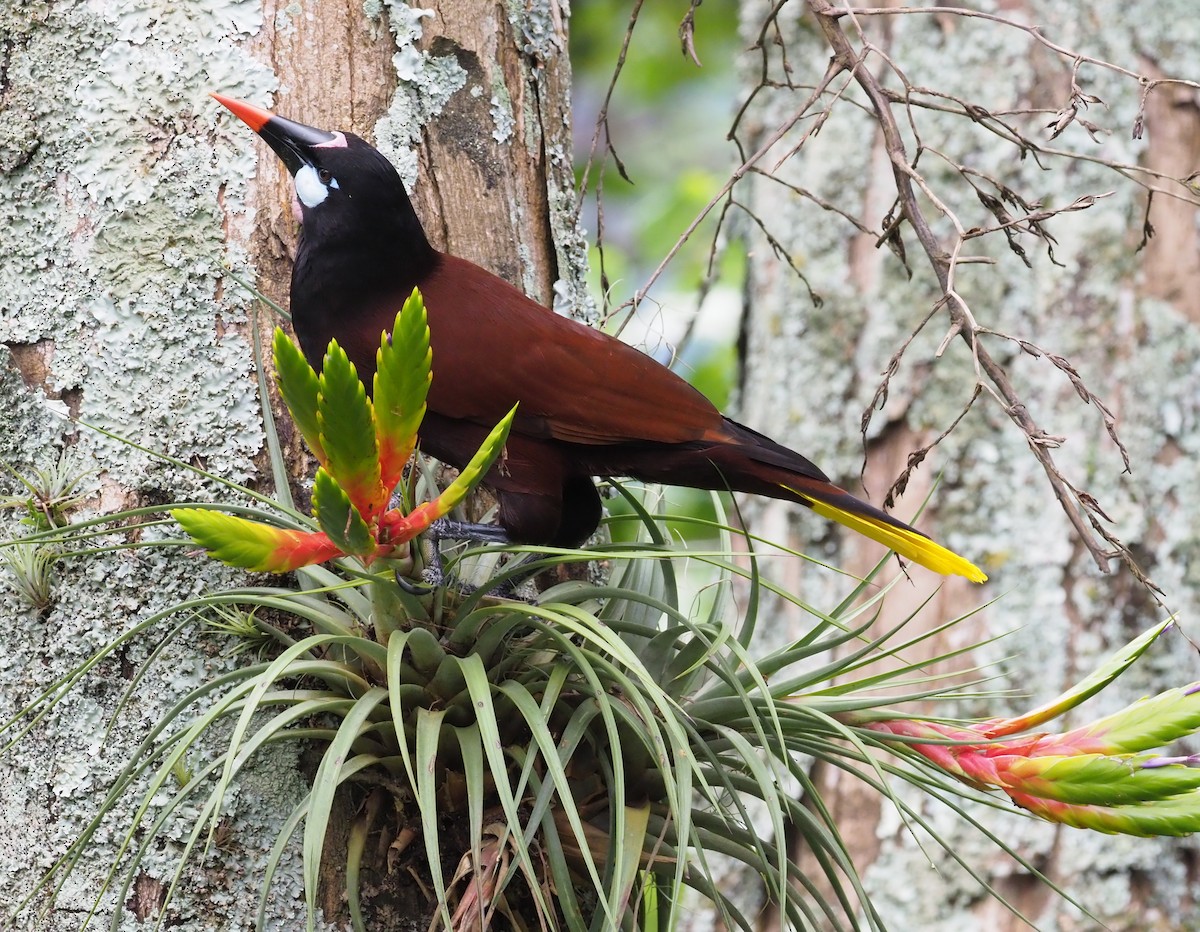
left=1, top=0, right=583, bottom=927
left=734, top=2, right=1200, bottom=927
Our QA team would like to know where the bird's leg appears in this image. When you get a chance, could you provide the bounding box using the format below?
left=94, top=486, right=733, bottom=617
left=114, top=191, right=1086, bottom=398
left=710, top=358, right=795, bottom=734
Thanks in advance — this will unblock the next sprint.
left=395, top=563, right=433, bottom=596
left=395, top=519, right=521, bottom=597
left=429, top=519, right=511, bottom=545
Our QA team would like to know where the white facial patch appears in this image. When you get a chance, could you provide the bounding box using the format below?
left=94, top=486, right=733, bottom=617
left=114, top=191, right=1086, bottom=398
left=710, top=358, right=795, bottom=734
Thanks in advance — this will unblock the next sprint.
left=294, top=163, right=336, bottom=208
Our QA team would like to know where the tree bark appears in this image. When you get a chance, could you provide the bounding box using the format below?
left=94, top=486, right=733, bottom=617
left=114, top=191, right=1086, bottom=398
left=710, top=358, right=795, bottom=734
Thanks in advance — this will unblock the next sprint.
left=736, top=2, right=1200, bottom=928
left=0, top=0, right=579, bottom=927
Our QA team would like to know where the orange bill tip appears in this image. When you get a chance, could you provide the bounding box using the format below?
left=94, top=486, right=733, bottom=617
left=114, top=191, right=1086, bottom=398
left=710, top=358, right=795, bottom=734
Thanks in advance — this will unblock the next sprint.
left=211, top=93, right=273, bottom=132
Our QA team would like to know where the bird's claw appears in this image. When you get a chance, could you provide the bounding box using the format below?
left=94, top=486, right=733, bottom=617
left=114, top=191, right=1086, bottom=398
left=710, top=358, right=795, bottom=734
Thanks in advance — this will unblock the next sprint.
left=392, top=519, right=527, bottom=600
left=394, top=568, right=434, bottom=596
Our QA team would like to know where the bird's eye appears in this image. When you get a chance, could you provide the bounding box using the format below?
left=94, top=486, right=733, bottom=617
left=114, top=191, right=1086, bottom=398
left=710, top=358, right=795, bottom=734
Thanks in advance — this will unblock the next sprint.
left=318, top=168, right=333, bottom=185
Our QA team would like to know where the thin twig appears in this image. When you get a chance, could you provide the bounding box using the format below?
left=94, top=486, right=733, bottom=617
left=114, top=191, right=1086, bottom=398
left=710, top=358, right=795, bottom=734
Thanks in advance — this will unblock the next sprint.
left=809, top=0, right=1126, bottom=575
left=612, top=60, right=856, bottom=335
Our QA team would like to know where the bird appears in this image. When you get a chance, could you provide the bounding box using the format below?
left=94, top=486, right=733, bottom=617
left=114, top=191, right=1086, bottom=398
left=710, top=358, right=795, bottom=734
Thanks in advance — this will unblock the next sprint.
left=212, top=93, right=986, bottom=583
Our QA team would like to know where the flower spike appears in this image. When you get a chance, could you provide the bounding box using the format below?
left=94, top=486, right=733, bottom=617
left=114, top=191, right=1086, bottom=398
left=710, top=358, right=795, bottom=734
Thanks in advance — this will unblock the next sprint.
left=175, top=288, right=511, bottom=573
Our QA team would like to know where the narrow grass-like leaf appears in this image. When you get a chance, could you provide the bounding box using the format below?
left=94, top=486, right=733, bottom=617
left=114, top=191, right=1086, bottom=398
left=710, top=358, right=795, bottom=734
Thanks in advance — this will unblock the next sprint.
left=454, top=723, right=487, bottom=929
left=613, top=803, right=651, bottom=921
left=295, top=563, right=376, bottom=622
left=638, top=869, right=658, bottom=932
left=385, top=629, right=420, bottom=791
left=212, top=637, right=376, bottom=871
left=383, top=629, right=457, bottom=927
left=541, top=701, right=605, bottom=928
left=532, top=791, right=590, bottom=930
left=115, top=703, right=345, bottom=932
left=507, top=604, right=701, bottom=927
left=458, top=653, right=556, bottom=922
left=226, top=271, right=291, bottom=321
left=499, top=679, right=618, bottom=928
left=254, top=751, right=382, bottom=931
left=415, top=707, right=452, bottom=928
left=77, top=673, right=301, bottom=928
left=257, top=797, right=311, bottom=930
left=303, top=688, right=388, bottom=930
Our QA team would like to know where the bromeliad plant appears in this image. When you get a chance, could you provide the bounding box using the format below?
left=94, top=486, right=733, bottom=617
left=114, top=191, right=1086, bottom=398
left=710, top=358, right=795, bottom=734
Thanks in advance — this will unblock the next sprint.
left=171, top=288, right=515, bottom=577
left=6, top=286, right=1200, bottom=931
left=860, top=619, right=1200, bottom=836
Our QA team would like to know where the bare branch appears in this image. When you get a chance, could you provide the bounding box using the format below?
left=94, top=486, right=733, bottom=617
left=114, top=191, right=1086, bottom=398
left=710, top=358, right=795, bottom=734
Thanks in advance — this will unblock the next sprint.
left=610, top=59, right=855, bottom=335
left=574, top=0, right=644, bottom=316
left=843, top=5, right=1200, bottom=94
left=883, top=385, right=982, bottom=509
left=808, top=0, right=1121, bottom=573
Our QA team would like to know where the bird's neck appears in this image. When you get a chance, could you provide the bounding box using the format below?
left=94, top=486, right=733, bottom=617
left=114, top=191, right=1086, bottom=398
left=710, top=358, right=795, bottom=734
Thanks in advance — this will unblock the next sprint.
left=289, top=221, right=440, bottom=368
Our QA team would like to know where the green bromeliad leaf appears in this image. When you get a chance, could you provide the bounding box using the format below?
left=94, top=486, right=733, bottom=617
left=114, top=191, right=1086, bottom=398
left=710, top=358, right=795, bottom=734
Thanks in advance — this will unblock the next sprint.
left=442, top=404, right=519, bottom=512
left=374, top=289, right=432, bottom=493
left=397, top=405, right=518, bottom=537
left=171, top=508, right=340, bottom=572
left=273, top=328, right=326, bottom=466
left=985, top=619, right=1174, bottom=738
left=312, top=467, right=375, bottom=558
left=1011, top=786, right=1200, bottom=837
left=1005, top=752, right=1200, bottom=807
left=1063, top=684, right=1200, bottom=755
left=317, top=340, right=386, bottom=521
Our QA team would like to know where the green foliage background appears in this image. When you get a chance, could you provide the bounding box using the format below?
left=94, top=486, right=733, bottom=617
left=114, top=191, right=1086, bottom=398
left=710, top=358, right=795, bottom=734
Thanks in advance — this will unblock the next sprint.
left=572, top=2, right=746, bottom=537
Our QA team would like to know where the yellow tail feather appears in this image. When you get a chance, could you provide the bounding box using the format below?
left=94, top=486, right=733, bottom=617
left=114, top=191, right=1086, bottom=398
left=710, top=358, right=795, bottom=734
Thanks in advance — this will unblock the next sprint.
left=798, top=493, right=987, bottom=583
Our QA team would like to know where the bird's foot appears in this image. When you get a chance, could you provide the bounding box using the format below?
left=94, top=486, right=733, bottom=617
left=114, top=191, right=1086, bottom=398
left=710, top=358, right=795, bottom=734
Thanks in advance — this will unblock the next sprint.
left=394, top=567, right=434, bottom=596
left=428, top=519, right=511, bottom=546
left=393, top=519, right=531, bottom=600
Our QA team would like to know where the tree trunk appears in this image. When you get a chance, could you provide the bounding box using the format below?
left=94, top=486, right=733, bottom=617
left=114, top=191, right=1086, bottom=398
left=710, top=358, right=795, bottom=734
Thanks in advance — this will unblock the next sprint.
left=0, top=1, right=579, bottom=927
left=736, top=2, right=1200, bottom=928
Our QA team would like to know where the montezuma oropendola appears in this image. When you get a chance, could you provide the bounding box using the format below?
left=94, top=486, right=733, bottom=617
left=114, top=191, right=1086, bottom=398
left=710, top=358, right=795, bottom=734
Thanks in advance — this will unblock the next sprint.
left=212, top=94, right=986, bottom=583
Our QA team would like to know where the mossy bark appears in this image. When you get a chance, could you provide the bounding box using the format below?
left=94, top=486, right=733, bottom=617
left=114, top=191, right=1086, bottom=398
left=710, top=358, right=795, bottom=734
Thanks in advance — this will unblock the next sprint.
left=0, top=0, right=580, bottom=927
left=734, top=2, right=1200, bottom=929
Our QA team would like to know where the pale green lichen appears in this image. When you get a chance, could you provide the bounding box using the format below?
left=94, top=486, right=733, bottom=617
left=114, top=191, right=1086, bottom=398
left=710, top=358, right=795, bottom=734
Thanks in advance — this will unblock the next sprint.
left=506, top=0, right=564, bottom=61
left=490, top=90, right=516, bottom=144
left=0, top=0, right=337, bottom=926
left=369, top=2, right=459, bottom=189
left=735, top=0, right=1200, bottom=926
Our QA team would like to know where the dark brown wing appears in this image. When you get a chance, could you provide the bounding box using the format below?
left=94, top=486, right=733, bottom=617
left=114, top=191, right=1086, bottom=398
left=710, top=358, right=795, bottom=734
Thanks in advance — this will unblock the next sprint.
left=415, top=254, right=725, bottom=446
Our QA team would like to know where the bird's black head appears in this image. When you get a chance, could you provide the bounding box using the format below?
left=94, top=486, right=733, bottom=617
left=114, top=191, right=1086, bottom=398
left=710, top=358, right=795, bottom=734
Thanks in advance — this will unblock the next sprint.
left=212, top=94, right=434, bottom=267
left=213, top=94, right=440, bottom=374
